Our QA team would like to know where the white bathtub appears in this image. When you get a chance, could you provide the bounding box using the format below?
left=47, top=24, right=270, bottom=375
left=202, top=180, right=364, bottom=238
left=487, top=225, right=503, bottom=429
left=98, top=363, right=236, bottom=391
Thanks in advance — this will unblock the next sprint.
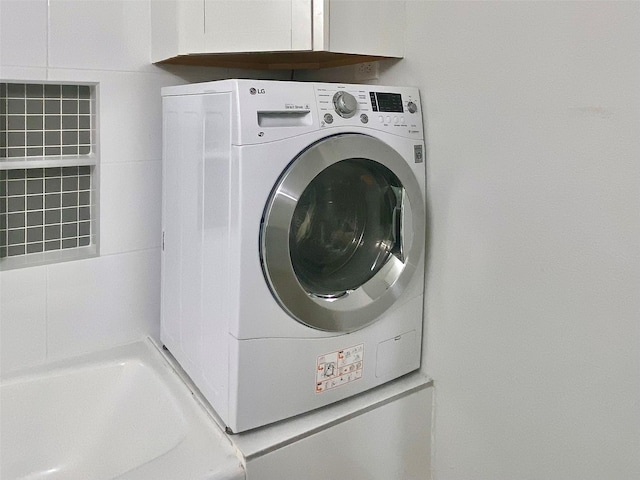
left=0, top=340, right=245, bottom=480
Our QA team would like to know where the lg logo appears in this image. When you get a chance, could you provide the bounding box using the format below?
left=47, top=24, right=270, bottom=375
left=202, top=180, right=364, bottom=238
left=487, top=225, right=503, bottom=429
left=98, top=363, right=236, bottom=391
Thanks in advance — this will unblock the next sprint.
left=249, top=87, right=266, bottom=95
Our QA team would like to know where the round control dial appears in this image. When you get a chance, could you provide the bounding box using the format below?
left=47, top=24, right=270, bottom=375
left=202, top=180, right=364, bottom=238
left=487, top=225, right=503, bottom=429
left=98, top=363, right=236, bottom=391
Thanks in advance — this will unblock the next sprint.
left=333, top=91, right=358, bottom=118
left=407, top=101, right=418, bottom=114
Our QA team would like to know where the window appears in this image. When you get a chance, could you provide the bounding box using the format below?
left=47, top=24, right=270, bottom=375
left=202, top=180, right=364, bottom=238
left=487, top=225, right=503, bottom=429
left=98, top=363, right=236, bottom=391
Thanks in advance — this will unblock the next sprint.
left=0, top=82, right=98, bottom=270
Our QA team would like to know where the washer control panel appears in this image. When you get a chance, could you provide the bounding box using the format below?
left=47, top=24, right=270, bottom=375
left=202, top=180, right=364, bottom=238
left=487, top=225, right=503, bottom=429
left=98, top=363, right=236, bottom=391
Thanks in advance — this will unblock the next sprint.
left=225, top=79, right=423, bottom=144
left=370, top=91, right=403, bottom=112
left=314, top=84, right=422, bottom=137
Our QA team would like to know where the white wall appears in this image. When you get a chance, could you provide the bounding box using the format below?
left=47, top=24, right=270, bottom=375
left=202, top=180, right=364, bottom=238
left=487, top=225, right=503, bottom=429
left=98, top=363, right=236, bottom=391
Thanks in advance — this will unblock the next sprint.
left=0, top=0, right=285, bottom=375
left=387, top=2, right=639, bottom=479
left=303, top=1, right=639, bottom=479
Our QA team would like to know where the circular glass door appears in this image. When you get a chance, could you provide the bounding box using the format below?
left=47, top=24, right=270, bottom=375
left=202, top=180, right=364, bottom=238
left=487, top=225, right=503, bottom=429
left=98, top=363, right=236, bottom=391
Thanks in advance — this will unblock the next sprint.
left=261, top=134, right=424, bottom=332
left=290, top=159, right=401, bottom=297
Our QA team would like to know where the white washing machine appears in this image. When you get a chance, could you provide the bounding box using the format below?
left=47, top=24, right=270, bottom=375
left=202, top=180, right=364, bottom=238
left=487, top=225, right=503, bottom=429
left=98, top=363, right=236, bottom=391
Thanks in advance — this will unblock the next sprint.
left=161, top=79, right=426, bottom=433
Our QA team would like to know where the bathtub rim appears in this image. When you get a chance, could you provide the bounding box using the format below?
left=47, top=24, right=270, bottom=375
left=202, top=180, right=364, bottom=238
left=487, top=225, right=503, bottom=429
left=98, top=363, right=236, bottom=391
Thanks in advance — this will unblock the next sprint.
left=0, top=337, right=246, bottom=480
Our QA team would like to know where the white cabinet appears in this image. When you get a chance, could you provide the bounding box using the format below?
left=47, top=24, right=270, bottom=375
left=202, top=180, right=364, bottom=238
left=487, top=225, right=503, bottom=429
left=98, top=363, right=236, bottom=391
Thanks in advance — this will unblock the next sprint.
left=203, top=0, right=312, bottom=53
left=151, top=0, right=405, bottom=69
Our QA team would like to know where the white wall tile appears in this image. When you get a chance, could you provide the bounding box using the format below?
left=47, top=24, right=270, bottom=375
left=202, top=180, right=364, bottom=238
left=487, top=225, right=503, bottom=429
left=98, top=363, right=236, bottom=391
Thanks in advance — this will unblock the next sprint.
left=0, top=65, right=47, bottom=81
left=46, top=249, right=160, bottom=360
left=94, top=72, right=168, bottom=163
left=154, top=64, right=234, bottom=84
left=0, top=268, right=47, bottom=376
left=48, top=0, right=152, bottom=72
left=0, top=0, right=48, bottom=68
left=47, top=69, right=177, bottom=163
left=99, top=161, right=162, bottom=256
left=1, top=0, right=173, bottom=370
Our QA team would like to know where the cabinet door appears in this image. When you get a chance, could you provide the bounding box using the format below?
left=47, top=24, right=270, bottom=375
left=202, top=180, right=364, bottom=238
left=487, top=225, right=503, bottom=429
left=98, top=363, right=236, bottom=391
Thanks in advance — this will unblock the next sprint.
left=327, top=0, right=405, bottom=57
left=203, top=0, right=312, bottom=53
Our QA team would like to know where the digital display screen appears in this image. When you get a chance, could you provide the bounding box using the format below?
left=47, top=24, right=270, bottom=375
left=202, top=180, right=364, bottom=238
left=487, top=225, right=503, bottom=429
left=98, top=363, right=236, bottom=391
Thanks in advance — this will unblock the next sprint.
left=370, top=92, right=403, bottom=113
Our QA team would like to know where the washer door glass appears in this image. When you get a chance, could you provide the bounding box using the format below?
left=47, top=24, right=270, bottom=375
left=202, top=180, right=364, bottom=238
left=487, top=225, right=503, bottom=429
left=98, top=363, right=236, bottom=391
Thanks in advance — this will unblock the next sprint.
left=261, top=133, right=425, bottom=332
left=290, top=159, right=402, bottom=298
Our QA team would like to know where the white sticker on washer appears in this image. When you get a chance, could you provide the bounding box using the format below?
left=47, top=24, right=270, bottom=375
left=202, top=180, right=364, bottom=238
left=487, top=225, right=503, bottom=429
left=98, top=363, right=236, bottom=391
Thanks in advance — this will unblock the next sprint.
left=315, top=344, right=364, bottom=393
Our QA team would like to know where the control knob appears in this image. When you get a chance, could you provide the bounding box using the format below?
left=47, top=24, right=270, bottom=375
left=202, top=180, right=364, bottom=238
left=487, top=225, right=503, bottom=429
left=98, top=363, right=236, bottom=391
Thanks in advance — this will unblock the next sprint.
left=407, top=101, right=418, bottom=114
left=333, top=91, right=358, bottom=118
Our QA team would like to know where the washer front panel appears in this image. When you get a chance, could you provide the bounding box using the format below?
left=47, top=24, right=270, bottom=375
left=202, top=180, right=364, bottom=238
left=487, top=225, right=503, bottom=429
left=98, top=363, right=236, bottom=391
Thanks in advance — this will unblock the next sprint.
left=261, top=133, right=425, bottom=332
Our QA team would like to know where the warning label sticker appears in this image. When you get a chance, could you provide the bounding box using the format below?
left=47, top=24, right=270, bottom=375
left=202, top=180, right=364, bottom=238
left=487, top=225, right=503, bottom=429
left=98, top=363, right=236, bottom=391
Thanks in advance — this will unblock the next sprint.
left=315, top=344, right=364, bottom=393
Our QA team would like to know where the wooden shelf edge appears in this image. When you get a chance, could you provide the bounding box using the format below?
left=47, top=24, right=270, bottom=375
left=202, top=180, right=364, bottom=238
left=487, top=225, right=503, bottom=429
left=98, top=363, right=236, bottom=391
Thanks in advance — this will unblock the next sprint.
left=154, top=51, right=399, bottom=70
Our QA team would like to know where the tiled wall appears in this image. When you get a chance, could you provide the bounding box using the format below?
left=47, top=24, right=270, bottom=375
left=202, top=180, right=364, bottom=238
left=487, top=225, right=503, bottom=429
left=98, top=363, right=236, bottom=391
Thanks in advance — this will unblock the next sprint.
left=0, top=0, right=287, bottom=375
left=1, top=81, right=96, bottom=262
left=2, top=166, right=92, bottom=257
left=1, top=83, right=92, bottom=158
left=0, top=0, right=170, bottom=372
